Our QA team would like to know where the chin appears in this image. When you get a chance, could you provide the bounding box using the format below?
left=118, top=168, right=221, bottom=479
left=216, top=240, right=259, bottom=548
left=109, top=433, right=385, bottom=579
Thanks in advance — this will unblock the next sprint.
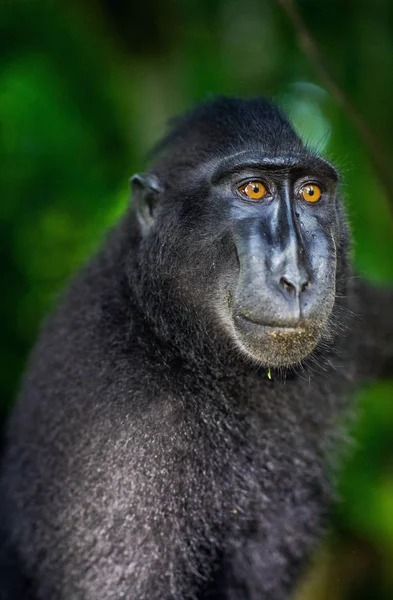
left=230, top=314, right=322, bottom=367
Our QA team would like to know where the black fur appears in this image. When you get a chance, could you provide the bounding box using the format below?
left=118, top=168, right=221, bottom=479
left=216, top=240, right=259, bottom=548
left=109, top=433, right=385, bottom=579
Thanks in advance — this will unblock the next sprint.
left=0, top=97, right=392, bottom=600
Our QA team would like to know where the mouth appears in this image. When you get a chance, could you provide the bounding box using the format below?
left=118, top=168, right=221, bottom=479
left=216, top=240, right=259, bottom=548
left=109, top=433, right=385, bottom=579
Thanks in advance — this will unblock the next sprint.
left=235, top=313, right=307, bottom=334
left=231, top=312, right=320, bottom=366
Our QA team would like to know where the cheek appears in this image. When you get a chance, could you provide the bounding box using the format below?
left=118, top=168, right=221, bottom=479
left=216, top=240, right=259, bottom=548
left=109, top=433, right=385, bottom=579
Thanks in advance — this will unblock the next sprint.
left=303, top=216, right=337, bottom=278
left=306, top=232, right=338, bottom=315
left=170, top=231, right=237, bottom=311
left=312, top=235, right=336, bottom=273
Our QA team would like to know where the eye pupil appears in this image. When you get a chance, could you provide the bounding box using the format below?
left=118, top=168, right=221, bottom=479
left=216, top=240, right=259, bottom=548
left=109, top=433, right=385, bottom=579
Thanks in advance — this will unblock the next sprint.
left=301, top=184, right=321, bottom=203
left=238, top=181, right=266, bottom=200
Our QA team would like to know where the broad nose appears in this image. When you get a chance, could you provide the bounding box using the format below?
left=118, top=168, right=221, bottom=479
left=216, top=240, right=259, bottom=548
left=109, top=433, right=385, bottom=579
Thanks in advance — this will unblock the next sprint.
left=272, top=267, right=311, bottom=322
left=272, top=224, right=311, bottom=300
left=273, top=191, right=311, bottom=300
left=279, top=274, right=309, bottom=297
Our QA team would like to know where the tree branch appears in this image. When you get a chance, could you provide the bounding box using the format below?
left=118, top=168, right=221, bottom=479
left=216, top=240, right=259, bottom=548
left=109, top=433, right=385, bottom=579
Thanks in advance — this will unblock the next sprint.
left=276, top=0, right=393, bottom=218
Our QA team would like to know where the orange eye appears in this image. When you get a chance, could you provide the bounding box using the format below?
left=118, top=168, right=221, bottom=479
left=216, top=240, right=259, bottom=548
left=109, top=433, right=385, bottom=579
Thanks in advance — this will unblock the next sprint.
left=239, top=181, right=267, bottom=200
left=300, top=184, right=321, bottom=203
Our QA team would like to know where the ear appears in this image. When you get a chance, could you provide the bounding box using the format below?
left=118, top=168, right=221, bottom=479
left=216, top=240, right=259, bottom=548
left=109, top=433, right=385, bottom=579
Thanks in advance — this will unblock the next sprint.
left=130, top=173, right=163, bottom=235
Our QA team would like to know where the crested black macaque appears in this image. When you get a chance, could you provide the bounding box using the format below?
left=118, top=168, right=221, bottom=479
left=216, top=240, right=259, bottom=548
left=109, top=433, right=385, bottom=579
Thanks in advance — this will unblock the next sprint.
left=0, top=97, right=392, bottom=600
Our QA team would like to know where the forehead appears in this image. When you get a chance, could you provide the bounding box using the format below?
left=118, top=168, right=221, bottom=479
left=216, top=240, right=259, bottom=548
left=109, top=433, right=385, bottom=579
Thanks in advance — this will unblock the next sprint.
left=209, top=150, right=339, bottom=183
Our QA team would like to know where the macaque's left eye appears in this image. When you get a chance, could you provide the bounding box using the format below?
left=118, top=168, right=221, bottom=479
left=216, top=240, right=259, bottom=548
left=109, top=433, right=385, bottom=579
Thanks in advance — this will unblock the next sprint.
left=299, top=184, right=321, bottom=203
left=238, top=181, right=267, bottom=200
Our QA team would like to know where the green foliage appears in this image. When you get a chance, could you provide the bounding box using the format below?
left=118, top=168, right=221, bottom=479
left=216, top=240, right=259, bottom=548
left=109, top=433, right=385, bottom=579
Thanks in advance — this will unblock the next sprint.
left=338, top=382, right=393, bottom=545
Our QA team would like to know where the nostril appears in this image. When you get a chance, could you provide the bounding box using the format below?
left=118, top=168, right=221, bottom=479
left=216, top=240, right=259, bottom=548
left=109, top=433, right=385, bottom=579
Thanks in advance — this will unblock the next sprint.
left=279, top=277, right=296, bottom=294
left=301, top=281, right=309, bottom=293
left=279, top=277, right=309, bottom=295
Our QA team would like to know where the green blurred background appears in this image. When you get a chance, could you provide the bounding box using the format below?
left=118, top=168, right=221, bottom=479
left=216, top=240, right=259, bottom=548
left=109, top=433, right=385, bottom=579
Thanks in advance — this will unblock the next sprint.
left=1, top=0, right=392, bottom=598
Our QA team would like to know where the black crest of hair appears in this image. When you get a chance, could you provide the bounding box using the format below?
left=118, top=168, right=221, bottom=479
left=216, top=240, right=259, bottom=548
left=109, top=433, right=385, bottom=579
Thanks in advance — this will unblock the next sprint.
left=151, top=96, right=304, bottom=163
left=0, top=96, right=392, bottom=600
